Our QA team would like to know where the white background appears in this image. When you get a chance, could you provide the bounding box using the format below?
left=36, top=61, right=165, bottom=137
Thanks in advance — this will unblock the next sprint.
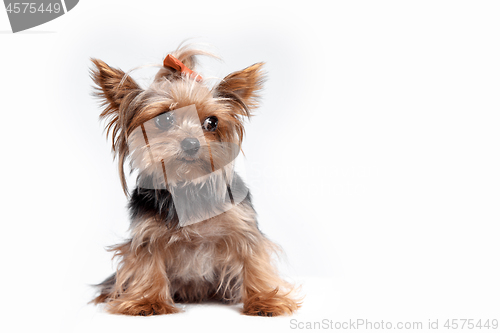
left=1, top=1, right=500, bottom=332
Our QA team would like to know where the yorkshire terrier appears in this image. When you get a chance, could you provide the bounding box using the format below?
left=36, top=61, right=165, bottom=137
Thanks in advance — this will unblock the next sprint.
left=90, top=44, right=301, bottom=316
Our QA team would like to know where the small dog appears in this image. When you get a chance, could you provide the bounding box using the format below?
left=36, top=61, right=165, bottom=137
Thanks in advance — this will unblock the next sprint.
left=90, top=44, right=301, bottom=316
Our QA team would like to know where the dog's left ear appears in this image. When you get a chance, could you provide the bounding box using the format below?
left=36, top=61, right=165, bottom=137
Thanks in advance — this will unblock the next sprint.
left=214, top=63, right=266, bottom=114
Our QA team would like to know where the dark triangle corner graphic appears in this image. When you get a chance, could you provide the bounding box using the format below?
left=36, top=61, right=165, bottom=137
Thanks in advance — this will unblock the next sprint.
left=65, top=0, right=78, bottom=12
left=3, top=0, right=79, bottom=33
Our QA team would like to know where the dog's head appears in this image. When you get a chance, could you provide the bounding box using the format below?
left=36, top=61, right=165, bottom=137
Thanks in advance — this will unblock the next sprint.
left=91, top=45, right=265, bottom=195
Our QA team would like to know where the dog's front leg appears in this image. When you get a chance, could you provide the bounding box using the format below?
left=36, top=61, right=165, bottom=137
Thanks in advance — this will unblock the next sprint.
left=239, top=233, right=301, bottom=316
left=96, top=235, right=178, bottom=316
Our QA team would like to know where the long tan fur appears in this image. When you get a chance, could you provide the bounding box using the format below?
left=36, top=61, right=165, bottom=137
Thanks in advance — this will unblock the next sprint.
left=90, top=44, right=301, bottom=316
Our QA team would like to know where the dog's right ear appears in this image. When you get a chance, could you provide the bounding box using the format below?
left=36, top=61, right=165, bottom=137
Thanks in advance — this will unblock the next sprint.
left=90, top=59, right=143, bottom=196
left=90, top=58, right=142, bottom=115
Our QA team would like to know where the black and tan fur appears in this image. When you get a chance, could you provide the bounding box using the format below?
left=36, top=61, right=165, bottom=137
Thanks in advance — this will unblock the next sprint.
left=90, top=44, right=301, bottom=316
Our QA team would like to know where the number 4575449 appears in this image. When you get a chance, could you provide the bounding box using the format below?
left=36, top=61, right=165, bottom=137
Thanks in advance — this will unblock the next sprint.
left=6, top=2, right=62, bottom=14
left=444, top=319, right=498, bottom=330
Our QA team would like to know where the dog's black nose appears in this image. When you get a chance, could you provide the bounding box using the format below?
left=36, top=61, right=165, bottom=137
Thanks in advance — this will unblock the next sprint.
left=181, top=137, right=200, bottom=155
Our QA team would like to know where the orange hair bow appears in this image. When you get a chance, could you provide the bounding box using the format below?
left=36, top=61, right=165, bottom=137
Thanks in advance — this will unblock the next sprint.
left=163, top=54, right=202, bottom=82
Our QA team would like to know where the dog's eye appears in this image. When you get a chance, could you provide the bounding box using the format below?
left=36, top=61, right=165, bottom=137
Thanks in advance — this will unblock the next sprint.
left=155, top=112, right=175, bottom=130
left=202, top=116, right=218, bottom=132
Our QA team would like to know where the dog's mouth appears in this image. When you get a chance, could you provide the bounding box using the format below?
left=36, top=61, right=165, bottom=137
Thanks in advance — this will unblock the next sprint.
left=177, top=157, right=198, bottom=164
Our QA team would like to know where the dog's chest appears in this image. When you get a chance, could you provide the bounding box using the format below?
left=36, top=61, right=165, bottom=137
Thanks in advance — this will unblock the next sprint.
left=163, top=206, right=251, bottom=286
left=166, top=239, right=219, bottom=282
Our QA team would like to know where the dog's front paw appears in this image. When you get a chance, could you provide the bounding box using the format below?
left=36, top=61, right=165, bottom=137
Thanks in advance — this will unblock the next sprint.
left=126, top=302, right=179, bottom=316
left=243, top=290, right=300, bottom=317
left=108, top=300, right=179, bottom=316
left=91, top=292, right=111, bottom=304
